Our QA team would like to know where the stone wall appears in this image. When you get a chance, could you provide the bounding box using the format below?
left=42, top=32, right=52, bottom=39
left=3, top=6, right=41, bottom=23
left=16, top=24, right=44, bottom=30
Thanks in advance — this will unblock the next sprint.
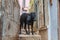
left=34, top=0, right=49, bottom=40
left=39, top=29, right=48, bottom=40
left=2, top=0, right=20, bottom=40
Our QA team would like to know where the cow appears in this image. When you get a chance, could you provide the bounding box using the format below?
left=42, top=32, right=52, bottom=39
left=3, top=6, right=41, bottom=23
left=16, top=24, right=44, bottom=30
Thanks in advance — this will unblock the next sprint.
left=19, top=12, right=36, bottom=35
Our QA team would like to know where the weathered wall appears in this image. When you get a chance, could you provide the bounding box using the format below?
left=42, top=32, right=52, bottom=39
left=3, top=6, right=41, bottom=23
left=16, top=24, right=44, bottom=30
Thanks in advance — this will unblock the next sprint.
left=39, top=29, right=48, bottom=40
left=2, top=0, right=20, bottom=40
left=29, top=0, right=35, bottom=12
left=34, top=0, right=49, bottom=40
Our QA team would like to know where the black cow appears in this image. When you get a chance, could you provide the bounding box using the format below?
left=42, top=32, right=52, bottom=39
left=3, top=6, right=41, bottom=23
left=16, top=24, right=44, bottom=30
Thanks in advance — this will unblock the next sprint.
left=20, top=12, right=36, bottom=35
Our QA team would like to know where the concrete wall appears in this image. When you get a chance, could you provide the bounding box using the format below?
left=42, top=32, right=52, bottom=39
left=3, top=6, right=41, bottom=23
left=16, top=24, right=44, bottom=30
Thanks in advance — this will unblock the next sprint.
left=48, top=0, right=58, bottom=40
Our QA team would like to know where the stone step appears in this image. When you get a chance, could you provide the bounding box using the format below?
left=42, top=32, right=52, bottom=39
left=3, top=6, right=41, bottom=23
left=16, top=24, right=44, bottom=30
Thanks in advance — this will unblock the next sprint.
left=20, top=29, right=39, bottom=35
left=19, top=35, right=41, bottom=40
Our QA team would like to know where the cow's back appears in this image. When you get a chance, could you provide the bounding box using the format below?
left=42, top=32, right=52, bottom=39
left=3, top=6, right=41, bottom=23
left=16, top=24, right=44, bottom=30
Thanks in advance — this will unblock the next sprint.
left=20, top=13, right=27, bottom=23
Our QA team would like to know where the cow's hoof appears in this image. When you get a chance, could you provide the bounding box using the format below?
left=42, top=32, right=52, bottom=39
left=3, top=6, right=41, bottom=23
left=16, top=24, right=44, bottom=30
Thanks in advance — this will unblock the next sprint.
left=27, top=32, right=30, bottom=35
left=32, top=33, right=34, bottom=35
left=32, top=32, right=34, bottom=35
left=19, top=32, right=21, bottom=34
left=26, top=31, right=30, bottom=35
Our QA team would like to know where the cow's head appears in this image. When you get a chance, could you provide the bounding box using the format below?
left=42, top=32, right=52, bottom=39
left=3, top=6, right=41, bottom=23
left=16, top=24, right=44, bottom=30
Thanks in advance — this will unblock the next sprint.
left=30, top=12, right=36, bottom=21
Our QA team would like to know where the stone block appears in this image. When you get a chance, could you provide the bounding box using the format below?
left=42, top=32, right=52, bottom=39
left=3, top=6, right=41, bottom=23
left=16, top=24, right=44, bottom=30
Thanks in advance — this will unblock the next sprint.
left=19, top=35, right=41, bottom=40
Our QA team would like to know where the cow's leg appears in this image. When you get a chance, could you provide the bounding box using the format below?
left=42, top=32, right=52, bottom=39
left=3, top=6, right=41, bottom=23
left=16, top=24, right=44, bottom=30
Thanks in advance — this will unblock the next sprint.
left=20, top=22, right=23, bottom=34
left=31, top=23, right=34, bottom=35
left=27, top=24, right=30, bottom=34
left=20, top=23, right=21, bottom=34
left=24, top=23, right=27, bottom=34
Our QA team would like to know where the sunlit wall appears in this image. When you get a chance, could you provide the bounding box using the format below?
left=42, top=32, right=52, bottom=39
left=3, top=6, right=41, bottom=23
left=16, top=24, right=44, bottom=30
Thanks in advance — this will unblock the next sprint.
left=18, top=0, right=30, bottom=15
